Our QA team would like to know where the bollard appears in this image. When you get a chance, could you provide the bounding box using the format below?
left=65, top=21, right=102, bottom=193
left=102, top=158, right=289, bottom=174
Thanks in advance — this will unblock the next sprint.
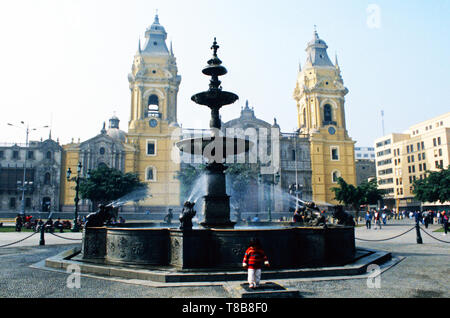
left=416, top=222, right=423, bottom=244
left=39, top=225, right=45, bottom=246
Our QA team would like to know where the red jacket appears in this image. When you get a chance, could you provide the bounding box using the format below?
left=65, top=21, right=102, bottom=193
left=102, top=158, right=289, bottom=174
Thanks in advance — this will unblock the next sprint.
left=243, top=246, right=269, bottom=269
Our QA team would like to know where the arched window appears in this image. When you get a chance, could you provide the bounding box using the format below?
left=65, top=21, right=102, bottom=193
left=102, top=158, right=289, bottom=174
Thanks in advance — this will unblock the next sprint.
left=44, top=172, right=51, bottom=185
left=147, top=94, right=159, bottom=116
left=146, top=166, right=156, bottom=181
left=332, top=170, right=341, bottom=183
left=98, top=162, right=107, bottom=169
left=46, top=151, right=52, bottom=160
left=324, top=104, right=332, bottom=122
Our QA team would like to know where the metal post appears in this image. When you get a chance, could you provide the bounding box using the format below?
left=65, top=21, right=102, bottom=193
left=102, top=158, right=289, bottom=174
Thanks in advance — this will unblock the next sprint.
left=39, top=222, right=45, bottom=246
left=416, top=221, right=423, bottom=244
left=72, top=174, right=80, bottom=232
left=20, top=126, right=29, bottom=216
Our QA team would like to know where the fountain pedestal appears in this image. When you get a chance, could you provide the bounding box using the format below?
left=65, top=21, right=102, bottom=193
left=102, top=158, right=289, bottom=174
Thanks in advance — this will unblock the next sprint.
left=201, top=163, right=235, bottom=228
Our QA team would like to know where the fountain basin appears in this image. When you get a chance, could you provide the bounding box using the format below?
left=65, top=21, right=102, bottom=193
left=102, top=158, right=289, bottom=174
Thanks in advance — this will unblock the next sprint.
left=82, top=224, right=355, bottom=269
left=191, top=90, right=238, bottom=108
left=176, top=136, right=253, bottom=159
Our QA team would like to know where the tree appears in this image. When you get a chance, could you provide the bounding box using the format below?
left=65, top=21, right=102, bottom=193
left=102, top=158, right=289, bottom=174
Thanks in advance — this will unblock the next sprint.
left=331, top=177, right=383, bottom=223
left=412, top=166, right=450, bottom=204
left=78, top=166, right=147, bottom=208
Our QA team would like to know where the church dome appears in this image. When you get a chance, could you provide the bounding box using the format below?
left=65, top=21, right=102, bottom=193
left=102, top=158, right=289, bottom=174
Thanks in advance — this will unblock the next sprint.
left=304, top=29, right=334, bottom=68
left=106, top=115, right=126, bottom=142
left=142, top=14, right=169, bottom=55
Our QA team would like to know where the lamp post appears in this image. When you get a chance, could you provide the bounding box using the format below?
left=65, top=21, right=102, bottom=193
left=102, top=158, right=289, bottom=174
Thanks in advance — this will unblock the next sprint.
left=7, top=122, right=48, bottom=215
left=259, top=171, right=280, bottom=221
left=66, top=161, right=86, bottom=232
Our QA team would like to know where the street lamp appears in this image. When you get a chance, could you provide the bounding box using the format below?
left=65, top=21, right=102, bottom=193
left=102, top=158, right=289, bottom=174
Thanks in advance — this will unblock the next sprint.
left=7, top=122, right=48, bottom=215
left=66, top=161, right=85, bottom=232
left=259, top=171, right=280, bottom=221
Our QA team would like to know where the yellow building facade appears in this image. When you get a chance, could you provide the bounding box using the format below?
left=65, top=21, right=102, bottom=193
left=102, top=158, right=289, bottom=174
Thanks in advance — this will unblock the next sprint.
left=60, top=15, right=181, bottom=211
left=293, top=30, right=356, bottom=205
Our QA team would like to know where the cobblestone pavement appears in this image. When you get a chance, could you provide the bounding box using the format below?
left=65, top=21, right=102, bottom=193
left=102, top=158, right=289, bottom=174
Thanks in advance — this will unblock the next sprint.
left=0, top=220, right=448, bottom=298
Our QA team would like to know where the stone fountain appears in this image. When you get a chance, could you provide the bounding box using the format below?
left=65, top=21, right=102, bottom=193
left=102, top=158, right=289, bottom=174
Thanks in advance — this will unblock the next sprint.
left=177, top=38, right=251, bottom=229
left=79, top=39, right=356, bottom=272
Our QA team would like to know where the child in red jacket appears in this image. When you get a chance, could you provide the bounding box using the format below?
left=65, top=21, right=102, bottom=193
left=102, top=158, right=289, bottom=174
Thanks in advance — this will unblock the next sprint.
left=242, top=238, right=270, bottom=288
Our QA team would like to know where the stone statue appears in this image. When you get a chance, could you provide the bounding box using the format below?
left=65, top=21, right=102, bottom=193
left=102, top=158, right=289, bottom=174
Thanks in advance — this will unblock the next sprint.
left=332, top=205, right=355, bottom=227
left=293, top=201, right=327, bottom=227
left=179, top=201, right=196, bottom=231
left=85, top=204, right=117, bottom=228
left=164, top=208, right=174, bottom=224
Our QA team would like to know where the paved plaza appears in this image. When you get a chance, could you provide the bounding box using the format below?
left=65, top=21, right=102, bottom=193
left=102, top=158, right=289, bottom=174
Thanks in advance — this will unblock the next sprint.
left=0, top=219, right=448, bottom=298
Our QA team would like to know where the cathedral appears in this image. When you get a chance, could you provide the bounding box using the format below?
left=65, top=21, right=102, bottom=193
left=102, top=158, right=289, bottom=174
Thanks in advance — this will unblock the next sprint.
left=59, top=16, right=355, bottom=213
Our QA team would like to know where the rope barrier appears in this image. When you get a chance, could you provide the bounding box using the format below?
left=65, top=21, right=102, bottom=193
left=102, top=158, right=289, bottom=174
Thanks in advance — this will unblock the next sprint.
left=49, top=232, right=82, bottom=241
left=355, top=226, right=416, bottom=242
left=419, top=226, right=450, bottom=244
left=0, top=231, right=38, bottom=248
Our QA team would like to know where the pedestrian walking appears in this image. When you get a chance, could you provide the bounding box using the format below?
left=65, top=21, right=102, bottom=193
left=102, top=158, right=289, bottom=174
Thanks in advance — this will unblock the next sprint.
left=242, top=238, right=270, bottom=289
left=374, top=210, right=382, bottom=230
left=365, top=211, right=372, bottom=229
left=442, top=211, right=449, bottom=236
left=382, top=211, right=387, bottom=225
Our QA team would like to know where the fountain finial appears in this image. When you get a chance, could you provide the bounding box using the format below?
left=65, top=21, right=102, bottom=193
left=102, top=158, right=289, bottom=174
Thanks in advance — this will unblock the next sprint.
left=211, top=37, right=219, bottom=57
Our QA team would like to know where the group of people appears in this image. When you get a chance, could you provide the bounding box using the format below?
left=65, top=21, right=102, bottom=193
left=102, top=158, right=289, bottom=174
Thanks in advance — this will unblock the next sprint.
left=364, top=210, right=388, bottom=230
left=105, top=216, right=126, bottom=225
left=14, top=214, right=73, bottom=233
left=364, top=209, right=449, bottom=235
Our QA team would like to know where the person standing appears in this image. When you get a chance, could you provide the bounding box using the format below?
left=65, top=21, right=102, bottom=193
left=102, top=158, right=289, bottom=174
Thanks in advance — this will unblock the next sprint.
left=423, top=211, right=429, bottom=229
left=242, top=238, right=270, bottom=289
left=15, top=214, right=23, bottom=232
left=293, top=209, right=302, bottom=223
left=365, top=211, right=372, bottom=229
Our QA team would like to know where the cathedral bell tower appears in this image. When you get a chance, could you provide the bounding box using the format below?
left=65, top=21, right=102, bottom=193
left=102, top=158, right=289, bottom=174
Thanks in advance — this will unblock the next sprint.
left=293, top=29, right=356, bottom=204
left=126, top=15, right=181, bottom=208
left=128, top=14, right=181, bottom=131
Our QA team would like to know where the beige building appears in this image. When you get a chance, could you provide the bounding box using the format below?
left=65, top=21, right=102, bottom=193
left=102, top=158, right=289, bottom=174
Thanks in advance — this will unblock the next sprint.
left=374, top=112, right=450, bottom=211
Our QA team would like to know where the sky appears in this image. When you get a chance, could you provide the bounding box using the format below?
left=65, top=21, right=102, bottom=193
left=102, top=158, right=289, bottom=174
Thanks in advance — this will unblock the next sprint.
left=0, top=0, right=449, bottom=147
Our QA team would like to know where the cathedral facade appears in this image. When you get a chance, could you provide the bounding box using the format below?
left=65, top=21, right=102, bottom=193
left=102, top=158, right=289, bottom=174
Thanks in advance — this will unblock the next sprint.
left=59, top=19, right=355, bottom=212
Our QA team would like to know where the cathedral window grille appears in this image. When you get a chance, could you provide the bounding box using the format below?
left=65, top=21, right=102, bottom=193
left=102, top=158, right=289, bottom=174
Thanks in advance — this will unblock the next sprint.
left=331, top=147, right=339, bottom=161
left=323, top=104, right=336, bottom=126
left=147, top=140, right=156, bottom=156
